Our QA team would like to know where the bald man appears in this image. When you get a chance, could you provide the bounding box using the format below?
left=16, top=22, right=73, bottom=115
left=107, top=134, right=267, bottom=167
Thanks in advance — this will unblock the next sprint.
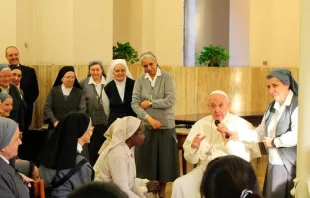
left=6, top=46, right=39, bottom=130
left=171, top=90, right=261, bottom=198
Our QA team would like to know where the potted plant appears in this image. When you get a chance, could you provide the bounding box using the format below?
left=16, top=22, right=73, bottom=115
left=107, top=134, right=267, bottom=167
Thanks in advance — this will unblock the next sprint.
left=113, top=42, right=139, bottom=64
left=196, top=45, right=230, bottom=67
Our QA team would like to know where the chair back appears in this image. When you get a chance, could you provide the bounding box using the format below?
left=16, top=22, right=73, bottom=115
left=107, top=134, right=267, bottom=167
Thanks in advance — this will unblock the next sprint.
left=32, top=179, right=45, bottom=198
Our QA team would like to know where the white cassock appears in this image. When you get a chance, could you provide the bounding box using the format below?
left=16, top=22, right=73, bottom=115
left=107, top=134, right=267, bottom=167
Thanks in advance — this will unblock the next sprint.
left=171, top=112, right=261, bottom=198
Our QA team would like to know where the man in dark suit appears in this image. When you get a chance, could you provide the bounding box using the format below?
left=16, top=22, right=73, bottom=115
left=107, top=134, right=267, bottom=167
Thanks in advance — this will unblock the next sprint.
left=5, top=46, right=39, bottom=130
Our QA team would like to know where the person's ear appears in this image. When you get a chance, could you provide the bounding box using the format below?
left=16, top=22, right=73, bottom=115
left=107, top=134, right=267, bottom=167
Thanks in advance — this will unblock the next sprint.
left=227, top=101, right=231, bottom=108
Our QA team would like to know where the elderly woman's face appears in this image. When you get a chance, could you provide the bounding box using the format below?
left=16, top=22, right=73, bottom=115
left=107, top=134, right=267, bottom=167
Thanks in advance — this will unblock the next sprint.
left=113, top=64, right=126, bottom=82
left=89, top=64, right=102, bottom=80
left=61, top=71, right=75, bottom=88
left=0, top=98, right=13, bottom=117
left=1, top=127, right=22, bottom=159
left=142, top=57, right=157, bottom=76
left=266, top=77, right=290, bottom=104
left=0, top=69, right=12, bottom=88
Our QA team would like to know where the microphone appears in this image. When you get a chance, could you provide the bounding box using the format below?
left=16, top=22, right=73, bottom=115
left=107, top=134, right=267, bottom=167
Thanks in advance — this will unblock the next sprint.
left=214, top=120, right=230, bottom=139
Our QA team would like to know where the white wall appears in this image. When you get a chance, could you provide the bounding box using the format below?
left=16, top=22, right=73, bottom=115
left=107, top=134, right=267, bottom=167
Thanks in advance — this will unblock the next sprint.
left=229, top=0, right=249, bottom=66
left=249, top=0, right=299, bottom=67
left=16, top=0, right=34, bottom=65
left=112, top=0, right=184, bottom=65
left=1, top=0, right=300, bottom=66
left=73, top=0, right=113, bottom=65
left=0, top=0, right=17, bottom=63
left=195, top=0, right=229, bottom=54
left=34, top=0, right=74, bottom=65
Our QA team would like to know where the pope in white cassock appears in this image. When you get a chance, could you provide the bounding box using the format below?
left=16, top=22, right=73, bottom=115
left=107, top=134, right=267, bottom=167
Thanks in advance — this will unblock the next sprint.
left=171, top=90, right=261, bottom=198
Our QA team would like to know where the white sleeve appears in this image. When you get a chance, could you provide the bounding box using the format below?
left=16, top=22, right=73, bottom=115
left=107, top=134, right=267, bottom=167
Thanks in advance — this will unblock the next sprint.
left=109, top=156, right=140, bottom=198
left=132, top=178, right=149, bottom=198
left=238, top=115, right=266, bottom=143
left=274, top=107, right=298, bottom=147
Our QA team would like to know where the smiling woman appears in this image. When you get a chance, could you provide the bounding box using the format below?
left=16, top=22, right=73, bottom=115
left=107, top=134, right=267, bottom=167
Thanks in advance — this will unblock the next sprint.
left=0, top=92, right=13, bottom=117
left=104, top=59, right=136, bottom=127
left=44, top=66, right=83, bottom=137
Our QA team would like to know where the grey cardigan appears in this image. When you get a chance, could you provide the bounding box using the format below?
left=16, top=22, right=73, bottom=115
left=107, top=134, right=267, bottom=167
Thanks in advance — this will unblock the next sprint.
left=79, top=77, right=108, bottom=126
left=131, top=70, right=176, bottom=129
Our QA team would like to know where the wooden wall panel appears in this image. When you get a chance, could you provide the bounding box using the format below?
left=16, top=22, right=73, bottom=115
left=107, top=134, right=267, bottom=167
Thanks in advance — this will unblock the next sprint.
left=29, top=65, right=298, bottom=128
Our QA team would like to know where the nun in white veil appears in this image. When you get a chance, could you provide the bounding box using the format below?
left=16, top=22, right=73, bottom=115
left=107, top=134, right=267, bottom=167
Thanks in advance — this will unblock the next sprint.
left=94, top=116, right=160, bottom=198
left=104, top=59, right=137, bottom=126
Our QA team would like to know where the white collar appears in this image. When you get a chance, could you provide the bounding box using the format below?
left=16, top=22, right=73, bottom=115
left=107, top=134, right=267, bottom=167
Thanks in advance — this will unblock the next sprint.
left=144, top=67, right=162, bottom=79
left=274, top=90, right=294, bottom=110
left=121, top=143, right=133, bottom=157
left=0, top=85, right=10, bottom=93
left=77, top=144, right=83, bottom=153
left=8, top=63, right=20, bottom=66
left=0, top=155, right=9, bottom=164
left=61, top=84, right=73, bottom=96
left=88, top=76, right=106, bottom=85
left=114, top=77, right=126, bottom=86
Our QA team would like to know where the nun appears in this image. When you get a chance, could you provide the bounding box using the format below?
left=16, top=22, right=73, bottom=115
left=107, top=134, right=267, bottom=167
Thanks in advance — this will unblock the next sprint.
left=131, top=52, right=179, bottom=197
left=0, top=92, right=13, bottom=118
left=38, top=112, right=94, bottom=198
left=94, top=116, right=160, bottom=198
left=105, top=59, right=136, bottom=126
left=79, top=60, right=109, bottom=165
left=224, top=69, right=298, bottom=198
left=0, top=117, right=29, bottom=198
left=0, top=64, right=24, bottom=131
left=44, top=66, right=82, bottom=137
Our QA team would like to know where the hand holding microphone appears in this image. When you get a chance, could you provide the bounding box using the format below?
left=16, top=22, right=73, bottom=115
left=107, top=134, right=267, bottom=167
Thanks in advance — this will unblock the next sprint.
left=215, top=120, right=230, bottom=139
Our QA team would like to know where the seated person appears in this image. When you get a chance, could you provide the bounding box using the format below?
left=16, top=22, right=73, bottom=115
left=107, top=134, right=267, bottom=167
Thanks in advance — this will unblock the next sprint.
left=171, top=90, right=261, bottom=198
left=68, top=181, right=129, bottom=198
left=0, top=92, right=39, bottom=181
left=94, top=116, right=160, bottom=198
left=0, top=117, right=29, bottom=198
left=38, top=112, right=94, bottom=198
left=200, top=155, right=262, bottom=198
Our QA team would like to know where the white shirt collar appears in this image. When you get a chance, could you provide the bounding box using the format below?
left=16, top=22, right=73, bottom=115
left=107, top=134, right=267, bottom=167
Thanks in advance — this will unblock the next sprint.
left=0, top=85, right=10, bottom=93
left=144, top=67, right=162, bottom=79
left=274, top=90, right=294, bottom=110
left=121, top=143, right=133, bottom=157
left=114, top=77, right=126, bottom=86
left=77, top=144, right=83, bottom=153
left=61, top=84, right=73, bottom=96
left=88, top=76, right=106, bottom=85
left=0, top=155, right=9, bottom=164
left=8, top=63, right=20, bottom=66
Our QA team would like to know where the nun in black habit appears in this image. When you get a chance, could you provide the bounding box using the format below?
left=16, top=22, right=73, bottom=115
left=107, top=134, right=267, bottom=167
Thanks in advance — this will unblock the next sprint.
left=44, top=66, right=83, bottom=137
left=38, top=111, right=94, bottom=198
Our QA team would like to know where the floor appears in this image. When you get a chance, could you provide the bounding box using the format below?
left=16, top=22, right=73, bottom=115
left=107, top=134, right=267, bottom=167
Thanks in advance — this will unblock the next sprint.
left=164, top=152, right=268, bottom=198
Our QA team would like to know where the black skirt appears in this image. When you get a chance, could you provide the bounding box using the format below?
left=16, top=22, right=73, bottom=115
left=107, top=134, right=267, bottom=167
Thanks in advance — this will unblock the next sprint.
left=135, top=127, right=180, bottom=182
